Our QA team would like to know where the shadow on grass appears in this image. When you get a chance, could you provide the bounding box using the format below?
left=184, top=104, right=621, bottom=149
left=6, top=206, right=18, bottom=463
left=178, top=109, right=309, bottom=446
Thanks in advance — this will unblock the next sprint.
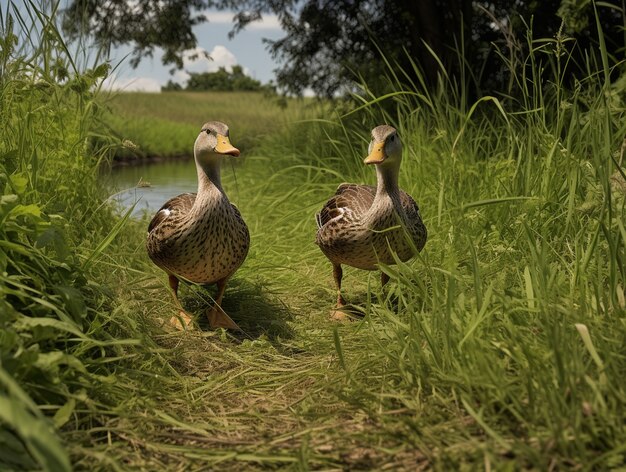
left=181, top=278, right=295, bottom=341
left=308, top=280, right=407, bottom=320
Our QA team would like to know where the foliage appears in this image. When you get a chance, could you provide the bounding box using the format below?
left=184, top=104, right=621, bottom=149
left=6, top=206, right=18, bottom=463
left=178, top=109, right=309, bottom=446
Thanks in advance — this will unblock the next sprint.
left=161, top=65, right=265, bottom=92
left=0, top=2, right=143, bottom=470
left=184, top=65, right=263, bottom=91
left=161, top=79, right=183, bottom=91
left=63, top=0, right=626, bottom=97
left=100, top=89, right=626, bottom=471
left=62, top=0, right=203, bottom=69
left=97, top=19, right=626, bottom=466
left=248, top=0, right=471, bottom=96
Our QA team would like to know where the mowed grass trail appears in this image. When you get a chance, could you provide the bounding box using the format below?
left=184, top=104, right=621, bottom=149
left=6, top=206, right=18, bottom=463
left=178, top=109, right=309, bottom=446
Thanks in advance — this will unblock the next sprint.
left=96, top=93, right=408, bottom=469
left=90, top=86, right=626, bottom=470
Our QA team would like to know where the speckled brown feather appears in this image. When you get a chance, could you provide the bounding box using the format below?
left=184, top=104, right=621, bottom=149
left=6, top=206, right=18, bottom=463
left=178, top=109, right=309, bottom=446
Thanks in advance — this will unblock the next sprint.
left=316, top=184, right=426, bottom=270
left=146, top=122, right=249, bottom=287
left=316, top=184, right=376, bottom=229
left=148, top=193, right=195, bottom=233
left=147, top=189, right=249, bottom=283
left=315, top=126, right=427, bottom=272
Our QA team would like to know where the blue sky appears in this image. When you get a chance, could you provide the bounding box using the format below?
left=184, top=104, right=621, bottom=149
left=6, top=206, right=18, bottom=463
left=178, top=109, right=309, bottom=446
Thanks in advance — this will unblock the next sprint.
left=103, top=11, right=285, bottom=92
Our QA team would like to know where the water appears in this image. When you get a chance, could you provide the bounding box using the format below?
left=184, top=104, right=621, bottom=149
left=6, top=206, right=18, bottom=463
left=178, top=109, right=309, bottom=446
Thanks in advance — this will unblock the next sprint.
left=107, top=158, right=198, bottom=217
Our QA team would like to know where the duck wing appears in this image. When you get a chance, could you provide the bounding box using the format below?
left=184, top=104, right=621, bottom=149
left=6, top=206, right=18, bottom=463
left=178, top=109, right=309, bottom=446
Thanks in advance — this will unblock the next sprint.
left=148, top=193, right=196, bottom=233
left=315, top=183, right=376, bottom=229
left=399, top=190, right=422, bottom=221
left=398, top=189, right=427, bottom=251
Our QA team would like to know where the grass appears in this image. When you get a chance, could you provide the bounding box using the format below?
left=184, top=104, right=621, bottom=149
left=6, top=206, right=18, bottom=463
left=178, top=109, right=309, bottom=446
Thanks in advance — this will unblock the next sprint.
left=2, top=0, right=626, bottom=470
left=102, top=91, right=317, bottom=159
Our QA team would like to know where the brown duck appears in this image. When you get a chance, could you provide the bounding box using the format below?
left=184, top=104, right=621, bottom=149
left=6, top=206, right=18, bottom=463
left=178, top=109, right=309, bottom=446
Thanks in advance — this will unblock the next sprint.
left=147, top=121, right=249, bottom=329
left=315, top=125, right=427, bottom=318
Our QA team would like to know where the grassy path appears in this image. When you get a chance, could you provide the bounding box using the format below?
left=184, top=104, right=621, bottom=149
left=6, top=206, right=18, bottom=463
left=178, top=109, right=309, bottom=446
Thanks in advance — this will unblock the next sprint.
left=96, top=136, right=428, bottom=469
left=91, top=94, right=626, bottom=469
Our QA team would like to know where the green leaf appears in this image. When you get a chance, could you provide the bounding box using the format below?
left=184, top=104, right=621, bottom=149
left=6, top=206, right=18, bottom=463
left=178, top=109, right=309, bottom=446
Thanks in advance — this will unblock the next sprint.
left=34, top=351, right=87, bottom=376
left=0, top=194, right=19, bottom=206
left=52, top=397, right=75, bottom=428
left=82, top=203, right=134, bottom=270
left=91, top=62, right=110, bottom=79
left=54, top=284, right=87, bottom=321
left=0, top=368, right=71, bottom=472
left=36, top=225, right=69, bottom=261
left=8, top=203, right=42, bottom=219
left=14, top=317, right=86, bottom=339
left=9, top=173, right=28, bottom=195
left=0, top=428, right=38, bottom=469
left=575, top=323, right=607, bottom=387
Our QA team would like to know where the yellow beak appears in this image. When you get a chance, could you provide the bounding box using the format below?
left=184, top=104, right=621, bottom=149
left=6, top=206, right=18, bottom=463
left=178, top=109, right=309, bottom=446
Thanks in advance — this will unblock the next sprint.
left=364, top=144, right=385, bottom=164
left=215, top=134, right=240, bottom=156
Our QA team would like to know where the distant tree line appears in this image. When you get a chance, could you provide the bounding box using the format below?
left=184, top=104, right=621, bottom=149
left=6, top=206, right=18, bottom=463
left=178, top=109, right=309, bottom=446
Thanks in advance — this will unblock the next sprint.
left=63, top=1, right=626, bottom=98
left=161, top=65, right=266, bottom=92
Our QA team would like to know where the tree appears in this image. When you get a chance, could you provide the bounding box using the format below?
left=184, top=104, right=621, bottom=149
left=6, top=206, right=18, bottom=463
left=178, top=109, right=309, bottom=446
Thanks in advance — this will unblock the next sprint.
left=162, top=80, right=183, bottom=92
left=264, top=1, right=472, bottom=96
left=63, top=0, right=206, bottom=69
left=184, top=65, right=263, bottom=91
left=63, top=1, right=626, bottom=97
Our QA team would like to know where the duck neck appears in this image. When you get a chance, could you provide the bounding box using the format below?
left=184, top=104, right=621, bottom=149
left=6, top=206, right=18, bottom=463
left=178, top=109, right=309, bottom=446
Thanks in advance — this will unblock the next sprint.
left=373, top=164, right=401, bottom=205
left=194, top=158, right=226, bottom=210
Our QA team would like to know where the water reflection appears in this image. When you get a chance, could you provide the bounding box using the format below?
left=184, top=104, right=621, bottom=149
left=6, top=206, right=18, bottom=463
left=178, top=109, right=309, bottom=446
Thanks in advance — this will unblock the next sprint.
left=107, top=158, right=197, bottom=217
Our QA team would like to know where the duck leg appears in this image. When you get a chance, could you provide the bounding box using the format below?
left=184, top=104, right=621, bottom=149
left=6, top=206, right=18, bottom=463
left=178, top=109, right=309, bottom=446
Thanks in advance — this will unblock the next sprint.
left=168, top=274, right=194, bottom=330
left=206, top=278, right=241, bottom=330
left=330, top=263, right=349, bottom=321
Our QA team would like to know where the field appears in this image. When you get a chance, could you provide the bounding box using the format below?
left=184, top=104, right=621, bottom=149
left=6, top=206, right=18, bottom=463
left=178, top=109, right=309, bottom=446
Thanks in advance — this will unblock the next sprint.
left=2, top=3, right=626, bottom=471
left=103, top=91, right=315, bottom=159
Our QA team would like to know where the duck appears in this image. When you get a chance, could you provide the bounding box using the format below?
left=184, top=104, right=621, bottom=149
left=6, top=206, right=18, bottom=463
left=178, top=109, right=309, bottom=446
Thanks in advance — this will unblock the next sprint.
left=315, top=125, right=427, bottom=319
left=147, top=121, right=250, bottom=330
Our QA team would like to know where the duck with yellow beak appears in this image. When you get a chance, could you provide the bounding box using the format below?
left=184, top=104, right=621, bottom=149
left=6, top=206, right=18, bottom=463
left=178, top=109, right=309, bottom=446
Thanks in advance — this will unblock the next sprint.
left=315, top=125, right=427, bottom=319
left=147, top=121, right=249, bottom=330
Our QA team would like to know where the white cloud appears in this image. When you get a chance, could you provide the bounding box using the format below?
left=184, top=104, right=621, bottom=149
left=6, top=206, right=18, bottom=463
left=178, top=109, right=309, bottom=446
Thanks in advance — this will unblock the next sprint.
left=206, top=45, right=239, bottom=71
left=204, top=11, right=282, bottom=30
left=247, top=15, right=281, bottom=30
left=204, top=11, right=235, bottom=24
left=182, top=45, right=239, bottom=73
left=101, top=74, right=161, bottom=92
left=172, top=69, right=191, bottom=85
left=102, top=44, right=253, bottom=91
left=173, top=45, right=249, bottom=85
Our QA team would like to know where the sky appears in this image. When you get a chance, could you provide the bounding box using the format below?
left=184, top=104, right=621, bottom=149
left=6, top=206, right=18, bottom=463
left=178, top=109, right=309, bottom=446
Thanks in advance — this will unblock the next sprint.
left=102, top=10, right=285, bottom=93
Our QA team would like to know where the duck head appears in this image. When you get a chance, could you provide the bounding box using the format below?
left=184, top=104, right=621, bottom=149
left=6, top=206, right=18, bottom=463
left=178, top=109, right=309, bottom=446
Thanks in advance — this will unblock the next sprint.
left=194, top=121, right=240, bottom=167
left=363, top=125, right=402, bottom=170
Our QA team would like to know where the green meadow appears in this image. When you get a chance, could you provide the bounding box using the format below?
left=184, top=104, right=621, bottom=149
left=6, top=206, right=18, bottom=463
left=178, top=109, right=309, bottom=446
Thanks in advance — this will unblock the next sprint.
left=2, top=3, right=626, bottom=471
left=104, top=91, right=314, bottom=158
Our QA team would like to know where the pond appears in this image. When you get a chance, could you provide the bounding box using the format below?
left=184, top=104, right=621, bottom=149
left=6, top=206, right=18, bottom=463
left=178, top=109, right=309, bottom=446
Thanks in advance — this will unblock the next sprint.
left=107, top=158, right=198, bottom=217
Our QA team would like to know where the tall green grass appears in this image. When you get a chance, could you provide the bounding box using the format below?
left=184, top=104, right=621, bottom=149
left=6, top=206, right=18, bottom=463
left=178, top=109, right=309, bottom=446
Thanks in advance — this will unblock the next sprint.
left=258, top=16, right=626, bottom=468
left=0, top=2, right=162, bottom=470
left=194, top=14, right=625, bottom=468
